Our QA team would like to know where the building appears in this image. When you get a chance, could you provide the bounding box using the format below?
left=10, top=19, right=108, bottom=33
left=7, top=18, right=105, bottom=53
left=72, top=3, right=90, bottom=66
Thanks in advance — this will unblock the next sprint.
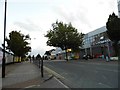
left=82, top=26, right=115, bottom=58
left=48, top=47, right=73, bottom=60
left=0, top=47, right=14, bottom=64
left=50, top=47, right=66, bottom=60
left=81, top=1, right=120, bottom=59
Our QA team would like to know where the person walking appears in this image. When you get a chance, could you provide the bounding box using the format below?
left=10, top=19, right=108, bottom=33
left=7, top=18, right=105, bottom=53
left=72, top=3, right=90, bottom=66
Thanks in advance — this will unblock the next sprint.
left=106, top=54, right=109, bottom=62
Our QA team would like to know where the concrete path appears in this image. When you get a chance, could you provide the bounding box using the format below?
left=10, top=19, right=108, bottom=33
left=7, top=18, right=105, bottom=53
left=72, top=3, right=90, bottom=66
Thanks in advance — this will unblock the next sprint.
left=1, top=61, right=69, bottom=89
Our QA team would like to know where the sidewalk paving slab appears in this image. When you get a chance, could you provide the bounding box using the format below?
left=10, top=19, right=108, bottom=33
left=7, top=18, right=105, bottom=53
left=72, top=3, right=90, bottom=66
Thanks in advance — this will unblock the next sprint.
left=1, top=61, right=68, bottom=89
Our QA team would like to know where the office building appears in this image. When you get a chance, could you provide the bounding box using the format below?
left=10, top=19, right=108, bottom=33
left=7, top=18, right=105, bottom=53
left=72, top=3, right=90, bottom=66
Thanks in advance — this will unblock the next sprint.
left=81, top=26, right=115, bottom=58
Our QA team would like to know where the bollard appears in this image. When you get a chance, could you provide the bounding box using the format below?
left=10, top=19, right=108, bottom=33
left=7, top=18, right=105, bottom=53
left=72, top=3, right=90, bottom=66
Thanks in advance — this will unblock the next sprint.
left=39, top=59, right=40, bottom=68
left=41, top=59, right=43, bottom=77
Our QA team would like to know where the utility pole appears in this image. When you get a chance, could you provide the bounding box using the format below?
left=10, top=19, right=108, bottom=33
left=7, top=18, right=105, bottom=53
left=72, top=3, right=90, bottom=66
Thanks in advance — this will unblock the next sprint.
left=2, top=0, right=7, bottom=78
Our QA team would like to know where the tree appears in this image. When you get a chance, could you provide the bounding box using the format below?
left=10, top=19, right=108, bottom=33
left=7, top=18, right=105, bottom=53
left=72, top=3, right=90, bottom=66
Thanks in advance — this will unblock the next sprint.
left=106, top=13, right=120, bottom=56
left=32, top=55, right=35, bottom=60
left=45, top=21, right=84, bottom=61
left=6, top=31, right=31, bottom=58
left=36, top=54, right=41, bottom=60
left=44, top=51, right=51, bottom=56
left=28, top=55, right=31, bottom=62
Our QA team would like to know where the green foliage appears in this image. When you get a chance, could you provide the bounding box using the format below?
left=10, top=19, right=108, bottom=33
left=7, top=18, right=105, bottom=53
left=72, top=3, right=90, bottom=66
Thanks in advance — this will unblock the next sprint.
left=106, top=13, right=120, bottom=42
left=44, top=51, right=51, bottom=55
left=6, top=31, right=31, bottom=57
left=36, top=54, right=41, bottom=60
left=45, top=21, right=84, bottom=52
left=32, top=55, right=35, bottom=60
left=106, top=13, right=120, bottom=56
left=28, top=55, right=31, bottom=59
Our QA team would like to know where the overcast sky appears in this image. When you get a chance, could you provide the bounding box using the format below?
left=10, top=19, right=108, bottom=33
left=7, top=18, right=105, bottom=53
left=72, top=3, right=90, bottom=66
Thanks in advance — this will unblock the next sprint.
left=0, top=0, right=118, bottom=56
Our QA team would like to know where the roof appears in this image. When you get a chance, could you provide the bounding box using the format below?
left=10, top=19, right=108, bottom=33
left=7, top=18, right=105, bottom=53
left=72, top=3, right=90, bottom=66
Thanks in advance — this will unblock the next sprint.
left=84, top=26, right=107, bottom=38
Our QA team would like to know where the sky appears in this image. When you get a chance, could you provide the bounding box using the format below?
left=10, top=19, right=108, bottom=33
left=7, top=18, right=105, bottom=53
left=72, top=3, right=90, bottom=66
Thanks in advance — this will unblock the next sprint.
left=0, top=0, right=118, bottom=56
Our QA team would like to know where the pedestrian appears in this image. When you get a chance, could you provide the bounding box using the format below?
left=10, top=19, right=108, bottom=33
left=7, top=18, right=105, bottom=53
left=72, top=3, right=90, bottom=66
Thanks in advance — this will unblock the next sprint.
left=106, top=54, right=109, bottom=62
left=102, top=54, right=104, bottom=59
left=85, top=54, right=88, bottom=60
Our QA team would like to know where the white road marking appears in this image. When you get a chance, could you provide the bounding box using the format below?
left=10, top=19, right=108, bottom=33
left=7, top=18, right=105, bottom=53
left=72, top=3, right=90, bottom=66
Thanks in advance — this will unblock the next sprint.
left=44, top=66, right=65, bottom=80
left=98, top=82, right=111, bottom=88
left=54, top=77, right=69, bottom=88
left=44, top=66, right=72, bottom=88
left=25, top=85, right=39, bottom=88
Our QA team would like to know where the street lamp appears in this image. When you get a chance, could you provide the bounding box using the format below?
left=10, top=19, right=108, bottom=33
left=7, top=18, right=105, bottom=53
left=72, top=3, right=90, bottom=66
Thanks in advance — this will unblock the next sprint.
left=2, top=0, right=7, bottom=78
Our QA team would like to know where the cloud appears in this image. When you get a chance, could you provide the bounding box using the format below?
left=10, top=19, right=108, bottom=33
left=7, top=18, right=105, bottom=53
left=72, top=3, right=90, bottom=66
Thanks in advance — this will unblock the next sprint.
left=6, top=19, right=55, bottom=56
left=0, top=0, right=118, bottom=55
left=53, top=0, right=118, bottom=32
left=53, top=4, right=92, bottom=33
left=53, top=7, right=75, bottom=22
left=31, top=45, right=55, bottom=56
left=31, top=48, right=44, bottom=56
left=14, top=19, right=43, bottom=32
left=31, top=34, right=55, bottom=54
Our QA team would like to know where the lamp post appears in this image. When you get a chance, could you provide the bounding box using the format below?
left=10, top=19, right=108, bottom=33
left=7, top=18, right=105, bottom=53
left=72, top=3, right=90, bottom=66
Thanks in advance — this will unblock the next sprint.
left=2, top=0, right=7, bottom=78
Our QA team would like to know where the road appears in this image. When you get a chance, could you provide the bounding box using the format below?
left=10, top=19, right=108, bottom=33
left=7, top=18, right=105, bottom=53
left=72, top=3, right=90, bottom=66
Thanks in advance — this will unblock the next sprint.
left=44, top=60, right=118, bottom=88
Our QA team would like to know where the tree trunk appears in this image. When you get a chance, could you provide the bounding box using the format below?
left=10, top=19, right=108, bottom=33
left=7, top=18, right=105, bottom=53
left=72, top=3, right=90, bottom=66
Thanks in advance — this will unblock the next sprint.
left=113, top=41, right=119, bottom=56
left=65, top=50, right=68, bottom=61
left=118, top=41, right=120, bottom=61
left=118, top=48, right=120, bottom=61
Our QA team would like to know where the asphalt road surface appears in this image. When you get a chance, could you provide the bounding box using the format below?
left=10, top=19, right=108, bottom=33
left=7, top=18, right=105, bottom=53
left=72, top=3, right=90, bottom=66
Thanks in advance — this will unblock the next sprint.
left=44, top=60, right=118, bottom=88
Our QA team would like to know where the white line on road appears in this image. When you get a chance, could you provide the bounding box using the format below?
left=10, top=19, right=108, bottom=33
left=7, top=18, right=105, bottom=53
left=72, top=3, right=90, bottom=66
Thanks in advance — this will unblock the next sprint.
left=44, top=66, right=71, bottom=88
left=44, top=66, right=65, bottom=80
left=25, top=85, right=40, bottom=88
left=54, top=77, right=69, bottom=88
left=98, top=82, right=112, bottom=88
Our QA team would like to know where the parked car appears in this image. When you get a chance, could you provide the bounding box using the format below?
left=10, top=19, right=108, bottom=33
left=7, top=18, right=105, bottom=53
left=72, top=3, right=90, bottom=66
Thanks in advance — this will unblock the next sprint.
left=83, top=55, right=88, bottom=60
left=82, top=54, right=93, bottom=60
left=50, top=54, right=56, bottom=60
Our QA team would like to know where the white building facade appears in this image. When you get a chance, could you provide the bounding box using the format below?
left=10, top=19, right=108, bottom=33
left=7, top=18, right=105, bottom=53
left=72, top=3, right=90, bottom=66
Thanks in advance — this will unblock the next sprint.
left=82, top=26, right=115, bottom=58
left=0, top=47, right=14, bottom=64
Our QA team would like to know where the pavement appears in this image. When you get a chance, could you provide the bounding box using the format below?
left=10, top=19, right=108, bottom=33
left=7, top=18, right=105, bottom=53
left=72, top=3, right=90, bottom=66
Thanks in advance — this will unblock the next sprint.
left=1, top=61, right=69, bottom=90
